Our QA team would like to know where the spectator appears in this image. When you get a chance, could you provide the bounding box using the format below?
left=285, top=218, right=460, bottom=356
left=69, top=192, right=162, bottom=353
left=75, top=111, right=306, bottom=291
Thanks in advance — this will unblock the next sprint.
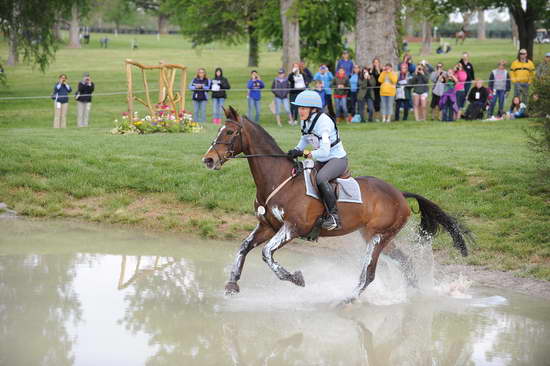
left=75, top=72, right=94, bottom=127
left=395, top=63, right=412, bottom=121
left=314, top=65, right=335, bottom=118
left=459, top=52, right=475, bottom=97
left=189, top=68, right=210, bottom=123
left=507, top=96, right=527, bottom=119
left=357, top=66, right=376, bottom=122
left=211, top=67, right=231, bottom=125
left=439, top=80, right=459, bottom=122
left=370, top=57, right=383, bottom=121
left=247, top=70, right=265, bottom=123
left=299, top=61, right=314, bottom=85
left=402, top=53, right=417, bottom=74
left=51, top=74, right=71, bottom=128
left=430, top=63, right=447, bottom=120
left=419, top=59, right=434, bottom=74
left=271, top=68, right=293, bottom=126
left=464, top=79, right=489, bottom=120
left=510, top=49, right=535, bottom=102
left=349, top=64, right=361, bottom=121
left=336, top=50, right=354, bottom=77
left=535, top=52, right=550, bottom=78
left=331, top=68, right=350, bottom=123
left=313, top=80, right=327, bottom=112
left=288, top=62, right=310, bottom=122
left=454, top=63, right=468, bottom=119
left=378, top=63, right=398, bottom=123
left=410, top=64, right=430, bottom=121
left=488, top=60, right=511, bottom=119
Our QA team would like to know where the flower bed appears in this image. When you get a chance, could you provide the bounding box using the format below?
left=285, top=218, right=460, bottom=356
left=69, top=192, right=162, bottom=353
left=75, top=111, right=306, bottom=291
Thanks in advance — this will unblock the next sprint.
left=112, top=104, right=202, bottom=135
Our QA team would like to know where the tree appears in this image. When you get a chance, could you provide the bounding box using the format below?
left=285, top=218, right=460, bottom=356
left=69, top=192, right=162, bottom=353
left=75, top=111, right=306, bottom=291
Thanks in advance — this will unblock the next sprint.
left=100, top=0, right=139, bottom=34
left=0, top=0, right=69, bottom=70
left=444, top=0, right=550, bottom=57
left=68, top=3, right=81, bottom=48
left=132, top=0, right=173, bottom=35
left=169, top=0, right=264, bottom=67
left=280, top=0, right=300, bottom=72
left=261, top=0, right=355, bottom=70
left=356, top=0, right=399, bottom=66
left=477, top=9, right=486, bottom=40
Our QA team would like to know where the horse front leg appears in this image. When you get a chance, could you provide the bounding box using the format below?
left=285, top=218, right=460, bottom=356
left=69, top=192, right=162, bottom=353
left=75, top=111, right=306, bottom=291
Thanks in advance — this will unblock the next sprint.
left=225, top=223, right=275, bottom=295
left=261, top=222, right=304, bottom=287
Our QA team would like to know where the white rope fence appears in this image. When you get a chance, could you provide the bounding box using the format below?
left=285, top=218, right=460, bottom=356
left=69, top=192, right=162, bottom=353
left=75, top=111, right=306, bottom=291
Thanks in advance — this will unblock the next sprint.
left=0, top=78, right=516, bottom=102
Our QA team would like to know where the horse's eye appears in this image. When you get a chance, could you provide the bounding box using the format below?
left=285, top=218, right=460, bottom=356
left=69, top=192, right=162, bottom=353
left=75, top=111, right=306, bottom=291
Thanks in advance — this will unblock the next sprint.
left=226, top=130, right=234, bottom=135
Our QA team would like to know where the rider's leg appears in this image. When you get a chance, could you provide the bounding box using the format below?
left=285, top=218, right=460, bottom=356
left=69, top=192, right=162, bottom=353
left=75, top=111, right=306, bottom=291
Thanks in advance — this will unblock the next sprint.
left=316, top=157, right=348, bottom=230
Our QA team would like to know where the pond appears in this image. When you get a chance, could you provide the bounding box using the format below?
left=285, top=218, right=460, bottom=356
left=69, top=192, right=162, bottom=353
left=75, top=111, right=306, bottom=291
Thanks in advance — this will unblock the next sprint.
left=1, top=219, right=549, bottom=365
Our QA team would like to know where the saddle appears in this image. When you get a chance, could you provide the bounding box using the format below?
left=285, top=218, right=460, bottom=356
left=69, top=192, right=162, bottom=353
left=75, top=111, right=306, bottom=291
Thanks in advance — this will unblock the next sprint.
left=301, top=161, right=363, bottom=204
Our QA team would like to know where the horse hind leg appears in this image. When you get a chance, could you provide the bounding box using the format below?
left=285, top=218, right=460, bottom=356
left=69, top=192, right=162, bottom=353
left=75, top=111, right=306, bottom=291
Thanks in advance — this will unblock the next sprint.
left=261, top=223, right=304, bottom=287
left=343, top=232, right=394, bottom=304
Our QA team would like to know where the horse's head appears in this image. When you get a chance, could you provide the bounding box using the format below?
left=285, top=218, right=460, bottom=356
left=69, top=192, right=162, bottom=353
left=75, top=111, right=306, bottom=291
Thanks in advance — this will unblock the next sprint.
left=202, top=106, right=245, bottom=170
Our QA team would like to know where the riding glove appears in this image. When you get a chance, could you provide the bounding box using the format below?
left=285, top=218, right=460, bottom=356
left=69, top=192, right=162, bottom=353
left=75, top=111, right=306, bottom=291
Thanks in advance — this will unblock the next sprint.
left=287, top=149, right=303, bottom=159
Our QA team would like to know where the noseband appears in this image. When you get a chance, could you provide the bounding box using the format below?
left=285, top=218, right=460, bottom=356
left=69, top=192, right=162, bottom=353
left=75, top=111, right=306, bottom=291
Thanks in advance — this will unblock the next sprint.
left=208, top=119, right=245, bottom=163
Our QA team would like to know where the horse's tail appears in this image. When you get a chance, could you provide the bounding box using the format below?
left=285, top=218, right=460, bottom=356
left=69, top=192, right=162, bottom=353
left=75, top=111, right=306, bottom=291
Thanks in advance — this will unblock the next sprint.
left=402, top=192, right=473, bottom=256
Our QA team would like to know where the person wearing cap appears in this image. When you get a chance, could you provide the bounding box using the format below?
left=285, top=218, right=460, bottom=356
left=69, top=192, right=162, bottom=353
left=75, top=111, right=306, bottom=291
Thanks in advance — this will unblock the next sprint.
left=271, top=69, right=293, bottom=126
left=488, top=60, right=511, bottom=119
left=287, top=90, right=347, bottom=230
left=535, top=52, right=550, bottom=78
left=336, top=50, right=355, bottom=77
left=313, top=64, right=335, bottom=118
left=510, top=49, right=535, bottom=102
left=76, top=72, right=94, bottom=127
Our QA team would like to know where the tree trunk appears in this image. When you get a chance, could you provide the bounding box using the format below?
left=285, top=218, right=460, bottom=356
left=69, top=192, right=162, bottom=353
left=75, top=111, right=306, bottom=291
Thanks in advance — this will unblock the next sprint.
left=462, top=11, right=472, bottom=31
left=355, top=0, right=369, bottom=66
left=52, top=20, right=62, bottom=41
left=404, top=14, right=414, bottom=37
left=68, top=4, right=80, bottom=48
left=248, top=25, right=259, bottom=67
left=362, top=0, right=399, bottom=66
left=7, top=32, right=18, bottom=66
left=477, top=9, right=486, bottom=40
left=510, top=5, right=535, bottom=58
left=420, top=20, right=432, bottom=56
left=158, top=13, right=169, bottom=35
left=280, top=0, right=300, bottom=72
left=511, top=16, right=519, bottom=48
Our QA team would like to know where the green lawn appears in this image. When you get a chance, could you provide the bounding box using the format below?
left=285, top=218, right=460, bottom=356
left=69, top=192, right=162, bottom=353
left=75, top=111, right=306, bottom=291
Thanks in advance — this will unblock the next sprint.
left=0, top=34, right=549, bottom=279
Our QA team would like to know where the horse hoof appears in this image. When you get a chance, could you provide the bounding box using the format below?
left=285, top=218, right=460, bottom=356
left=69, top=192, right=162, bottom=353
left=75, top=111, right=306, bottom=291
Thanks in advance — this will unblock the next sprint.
left=291, top=271, right=305, bottom=287
left=337, top=297, right=357, bottom=308
left=224, top=281, right=240, bottom=295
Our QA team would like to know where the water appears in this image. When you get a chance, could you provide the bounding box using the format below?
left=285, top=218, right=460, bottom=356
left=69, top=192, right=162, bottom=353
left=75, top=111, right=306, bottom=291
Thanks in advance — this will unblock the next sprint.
left=1, top=219, right=549, bottom=366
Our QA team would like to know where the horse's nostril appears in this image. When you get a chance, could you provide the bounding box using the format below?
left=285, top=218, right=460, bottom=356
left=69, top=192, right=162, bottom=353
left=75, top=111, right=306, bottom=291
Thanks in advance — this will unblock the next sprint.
left=203, top=157, right=214, bottom=167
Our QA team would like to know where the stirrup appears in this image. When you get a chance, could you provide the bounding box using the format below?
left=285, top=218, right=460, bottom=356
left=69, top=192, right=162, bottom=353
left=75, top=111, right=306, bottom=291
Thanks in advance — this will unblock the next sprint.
left=321, top=213, right=341, bottom=231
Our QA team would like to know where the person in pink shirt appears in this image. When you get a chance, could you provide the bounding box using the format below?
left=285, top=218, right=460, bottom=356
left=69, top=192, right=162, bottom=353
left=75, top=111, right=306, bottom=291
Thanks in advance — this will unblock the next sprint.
left=454, top=63, right=468, bottom=119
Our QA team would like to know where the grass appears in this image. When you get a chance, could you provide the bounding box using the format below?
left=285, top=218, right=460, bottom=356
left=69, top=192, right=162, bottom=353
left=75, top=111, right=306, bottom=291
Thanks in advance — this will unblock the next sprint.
left=0, top=34, right=549, bottom=279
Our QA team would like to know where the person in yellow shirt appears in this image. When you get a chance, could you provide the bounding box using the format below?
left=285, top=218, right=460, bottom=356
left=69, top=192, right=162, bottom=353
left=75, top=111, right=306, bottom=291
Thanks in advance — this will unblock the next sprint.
left=378, top=63, right=398, bottom=123
left=510, top=49, right=535, bottom=103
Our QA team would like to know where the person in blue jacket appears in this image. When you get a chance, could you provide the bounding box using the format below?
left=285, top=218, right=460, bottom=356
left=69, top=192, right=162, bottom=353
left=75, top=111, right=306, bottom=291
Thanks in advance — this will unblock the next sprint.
left=287, top=90, right=347, bottom=230
left=313, top=64, right=335, bottom=118
left=247, top=70, right=265, bottom=123
left=51, top=74, right=72, bottom=128
left=336, top=50, right=355, bottom=77
left=188, top=68, right=211, bottom=123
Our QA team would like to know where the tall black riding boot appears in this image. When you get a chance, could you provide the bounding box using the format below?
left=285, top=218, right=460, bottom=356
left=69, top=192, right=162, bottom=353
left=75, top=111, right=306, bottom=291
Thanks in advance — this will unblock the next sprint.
left=317, top=181, right=341, bottom=230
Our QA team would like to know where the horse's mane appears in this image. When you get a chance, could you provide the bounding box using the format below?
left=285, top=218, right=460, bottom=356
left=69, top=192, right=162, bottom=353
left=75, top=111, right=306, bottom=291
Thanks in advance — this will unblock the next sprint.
left=243, top=116, right=285, bottom=154
left=225, top=106, right=285, bottom=155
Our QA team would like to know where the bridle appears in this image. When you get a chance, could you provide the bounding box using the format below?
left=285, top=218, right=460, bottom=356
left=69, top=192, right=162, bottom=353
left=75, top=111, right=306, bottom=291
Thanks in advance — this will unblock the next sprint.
left=208, top=119, right=289, bottom=163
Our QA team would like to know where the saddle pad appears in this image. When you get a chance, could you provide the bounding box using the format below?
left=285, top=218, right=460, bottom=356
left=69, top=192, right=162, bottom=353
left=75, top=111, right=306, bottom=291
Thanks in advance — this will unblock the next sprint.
left=304, top=169, right=363, bottom=204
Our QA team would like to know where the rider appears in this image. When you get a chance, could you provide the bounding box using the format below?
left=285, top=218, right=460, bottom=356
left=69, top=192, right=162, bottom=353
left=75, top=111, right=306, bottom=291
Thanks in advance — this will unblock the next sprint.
left=287, top=90, right=347, bottom=231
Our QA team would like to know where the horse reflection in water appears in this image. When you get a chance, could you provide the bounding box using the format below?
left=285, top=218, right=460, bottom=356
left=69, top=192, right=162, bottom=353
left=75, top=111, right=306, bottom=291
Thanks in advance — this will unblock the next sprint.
left=202, top=107, right=473, bottom=303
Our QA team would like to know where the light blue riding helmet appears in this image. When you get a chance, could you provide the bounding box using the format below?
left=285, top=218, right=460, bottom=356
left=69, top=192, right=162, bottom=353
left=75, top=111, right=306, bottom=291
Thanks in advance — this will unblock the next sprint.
left=291, top=90, right=323, bottom=109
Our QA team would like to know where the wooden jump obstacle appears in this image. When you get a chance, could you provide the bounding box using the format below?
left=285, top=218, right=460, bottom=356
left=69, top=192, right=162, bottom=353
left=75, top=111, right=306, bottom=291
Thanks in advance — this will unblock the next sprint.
left=125, top=59, right=188, bottom=121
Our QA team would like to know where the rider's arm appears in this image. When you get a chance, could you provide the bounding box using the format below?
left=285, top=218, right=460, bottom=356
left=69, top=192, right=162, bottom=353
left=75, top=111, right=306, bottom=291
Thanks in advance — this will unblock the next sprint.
left=295, top=136, right=308, bottom=151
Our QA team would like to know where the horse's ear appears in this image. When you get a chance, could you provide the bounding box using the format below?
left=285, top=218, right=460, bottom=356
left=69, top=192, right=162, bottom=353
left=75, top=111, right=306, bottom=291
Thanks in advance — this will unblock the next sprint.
left=227, top=106, right=240, bottom=121
left=223, top=106, right=230, bottom=119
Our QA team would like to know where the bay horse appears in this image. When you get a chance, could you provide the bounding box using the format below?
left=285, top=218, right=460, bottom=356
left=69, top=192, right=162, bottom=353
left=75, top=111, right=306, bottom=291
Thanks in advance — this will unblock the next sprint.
left=202, top=107, right=472, bottom=304
left=455, top=30, right=467, bottom=45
